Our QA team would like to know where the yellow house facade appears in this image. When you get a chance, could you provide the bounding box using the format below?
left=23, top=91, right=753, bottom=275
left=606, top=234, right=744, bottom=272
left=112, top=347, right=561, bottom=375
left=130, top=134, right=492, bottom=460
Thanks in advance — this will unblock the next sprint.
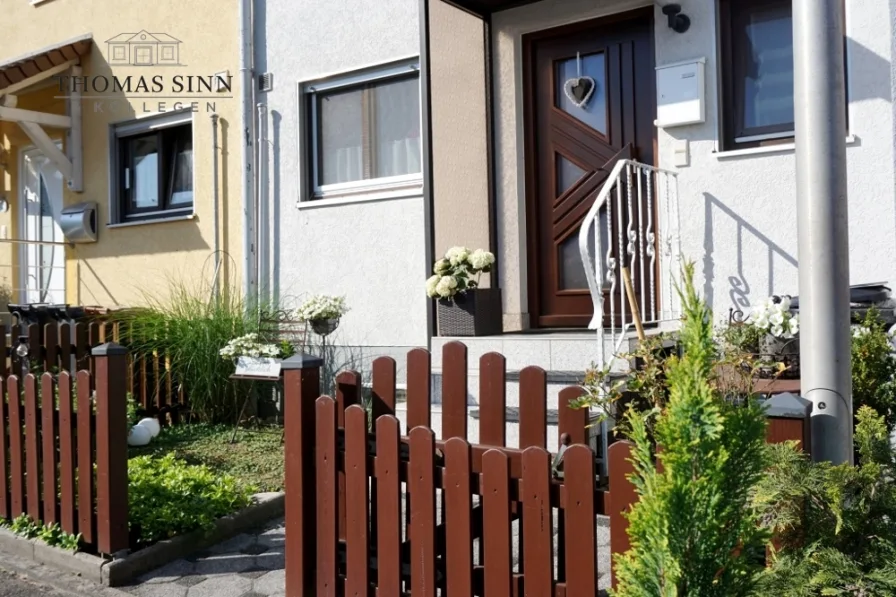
left=0, top=0, right=245, bottom=320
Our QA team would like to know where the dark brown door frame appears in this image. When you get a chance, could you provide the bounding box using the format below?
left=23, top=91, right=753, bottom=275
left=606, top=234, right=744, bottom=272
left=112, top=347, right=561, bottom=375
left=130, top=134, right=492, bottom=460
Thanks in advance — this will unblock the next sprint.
left=521, top=7, right=657, bottom=329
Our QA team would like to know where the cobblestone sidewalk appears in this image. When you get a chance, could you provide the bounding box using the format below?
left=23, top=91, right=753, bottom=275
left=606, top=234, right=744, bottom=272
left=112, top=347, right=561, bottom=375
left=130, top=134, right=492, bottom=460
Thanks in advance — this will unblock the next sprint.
left=120, top=520, right=285, bottom=597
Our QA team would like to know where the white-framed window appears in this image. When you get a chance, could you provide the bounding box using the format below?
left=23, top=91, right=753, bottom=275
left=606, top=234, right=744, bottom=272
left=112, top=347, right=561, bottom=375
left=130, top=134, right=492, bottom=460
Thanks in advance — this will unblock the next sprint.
left=113, top=45, right=126, bottom=60
left=108, top=111, right=194, bottom=225
left=162, top=46, right=175, bottom=60
left=302, top=58, right=422, bottom=200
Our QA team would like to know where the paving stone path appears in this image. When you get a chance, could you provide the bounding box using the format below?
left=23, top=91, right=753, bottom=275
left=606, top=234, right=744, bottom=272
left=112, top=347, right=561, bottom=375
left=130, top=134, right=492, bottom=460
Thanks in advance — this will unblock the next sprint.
left=120, top=520, right=286, bottom=597
left=120, top=516, right=611, bottom=597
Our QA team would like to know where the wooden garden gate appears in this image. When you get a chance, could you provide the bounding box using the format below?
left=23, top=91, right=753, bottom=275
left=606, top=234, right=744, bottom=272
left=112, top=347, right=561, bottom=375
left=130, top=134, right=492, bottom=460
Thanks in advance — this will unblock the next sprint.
left=282, top=342, right=639, bottom=597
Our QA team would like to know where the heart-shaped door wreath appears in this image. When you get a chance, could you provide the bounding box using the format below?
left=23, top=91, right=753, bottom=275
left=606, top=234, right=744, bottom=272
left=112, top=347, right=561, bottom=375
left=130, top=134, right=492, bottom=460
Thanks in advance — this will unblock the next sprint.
left=563, top=52, right=597, bottom=110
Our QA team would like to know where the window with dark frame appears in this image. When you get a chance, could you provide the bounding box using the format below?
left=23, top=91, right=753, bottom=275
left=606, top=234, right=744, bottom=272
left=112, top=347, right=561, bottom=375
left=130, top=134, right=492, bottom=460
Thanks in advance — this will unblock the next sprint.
left=116, top=122, right=193, bottom=222
left=720, top=0, right=795, bottom=149
left=719, top=0, right=847, bottom=150
left=307, top=67, right=421, bottom=197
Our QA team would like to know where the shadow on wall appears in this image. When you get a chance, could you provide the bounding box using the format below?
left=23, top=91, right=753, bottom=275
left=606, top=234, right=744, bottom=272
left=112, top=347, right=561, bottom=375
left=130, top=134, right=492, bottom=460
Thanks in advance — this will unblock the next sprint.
left=703, top=192, right=798, bottom=315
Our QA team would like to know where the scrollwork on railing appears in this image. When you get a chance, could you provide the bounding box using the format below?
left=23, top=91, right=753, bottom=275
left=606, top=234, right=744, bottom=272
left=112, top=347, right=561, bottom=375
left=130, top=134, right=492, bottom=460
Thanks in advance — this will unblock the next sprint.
left=578, top=159, right=681, bottom=368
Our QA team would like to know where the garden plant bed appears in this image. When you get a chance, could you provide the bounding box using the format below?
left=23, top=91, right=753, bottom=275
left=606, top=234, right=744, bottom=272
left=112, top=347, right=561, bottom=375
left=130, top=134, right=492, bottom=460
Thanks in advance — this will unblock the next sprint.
left=0, top=491, right=284, bottom=587
left=128, top=423, right=285, bottom=492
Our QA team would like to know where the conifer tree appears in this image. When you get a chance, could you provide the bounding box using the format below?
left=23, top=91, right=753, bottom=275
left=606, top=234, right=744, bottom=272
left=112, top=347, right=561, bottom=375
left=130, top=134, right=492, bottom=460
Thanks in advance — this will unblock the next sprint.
left=613, top=262, right=769, bottom=597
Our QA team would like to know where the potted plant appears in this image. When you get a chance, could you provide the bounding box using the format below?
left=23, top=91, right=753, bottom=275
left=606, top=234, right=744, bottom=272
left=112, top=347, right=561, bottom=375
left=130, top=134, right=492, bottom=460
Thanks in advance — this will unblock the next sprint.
left=296, top=294, right=350, bottom=336
left=746, top=295, right=800, bottom=378
left=426, top=246, right=501, bottom=336
left=219, top=332, right=296, bottom=371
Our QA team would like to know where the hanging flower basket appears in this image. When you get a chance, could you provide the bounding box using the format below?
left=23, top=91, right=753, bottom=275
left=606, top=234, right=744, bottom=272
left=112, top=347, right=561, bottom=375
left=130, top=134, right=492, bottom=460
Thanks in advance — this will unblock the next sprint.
left=311, top=317, right=340, bottom=336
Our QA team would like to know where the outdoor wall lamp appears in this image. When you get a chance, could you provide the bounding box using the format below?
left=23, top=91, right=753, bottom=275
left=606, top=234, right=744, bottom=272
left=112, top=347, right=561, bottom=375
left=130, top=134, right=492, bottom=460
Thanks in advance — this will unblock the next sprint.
left=658, top=2, right=691, bottom=34
left=16, top=335, right=29, bottom=378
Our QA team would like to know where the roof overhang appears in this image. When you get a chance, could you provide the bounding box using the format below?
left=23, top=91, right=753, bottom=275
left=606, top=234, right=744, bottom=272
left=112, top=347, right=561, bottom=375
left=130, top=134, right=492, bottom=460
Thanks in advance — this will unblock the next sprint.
left=0, top=34, right=91, bottom=193
left=0, top=33, right=92, bottom=95
left=439, top=0, right=544, bottom=18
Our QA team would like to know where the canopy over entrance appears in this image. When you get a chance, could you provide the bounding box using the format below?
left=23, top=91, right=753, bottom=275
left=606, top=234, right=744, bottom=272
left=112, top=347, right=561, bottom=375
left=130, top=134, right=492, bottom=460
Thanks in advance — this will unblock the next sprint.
left=442, top=0, right=542, bottom=16
left=0, top=34, right=92, bottom=193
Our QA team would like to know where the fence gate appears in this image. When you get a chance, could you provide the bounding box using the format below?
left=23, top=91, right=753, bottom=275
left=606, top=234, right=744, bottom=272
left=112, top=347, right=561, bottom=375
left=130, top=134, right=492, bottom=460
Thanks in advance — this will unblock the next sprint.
left=282, top=343, right=639, bottom=597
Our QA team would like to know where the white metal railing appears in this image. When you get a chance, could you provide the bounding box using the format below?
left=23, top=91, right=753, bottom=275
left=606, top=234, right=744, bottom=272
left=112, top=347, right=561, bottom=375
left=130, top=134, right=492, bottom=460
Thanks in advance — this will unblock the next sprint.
left=578, top=159, right=682, bottom=367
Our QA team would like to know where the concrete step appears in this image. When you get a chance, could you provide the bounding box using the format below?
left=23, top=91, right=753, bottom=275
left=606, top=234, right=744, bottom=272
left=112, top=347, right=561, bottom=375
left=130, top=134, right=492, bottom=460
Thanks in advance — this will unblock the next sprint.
left=428, top=369, right=584, bottom=410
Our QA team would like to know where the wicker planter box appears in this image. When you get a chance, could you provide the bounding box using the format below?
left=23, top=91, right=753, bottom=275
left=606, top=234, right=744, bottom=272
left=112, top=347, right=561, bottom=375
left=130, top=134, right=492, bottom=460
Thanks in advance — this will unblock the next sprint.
left=437, top=288, right=502, bottom=336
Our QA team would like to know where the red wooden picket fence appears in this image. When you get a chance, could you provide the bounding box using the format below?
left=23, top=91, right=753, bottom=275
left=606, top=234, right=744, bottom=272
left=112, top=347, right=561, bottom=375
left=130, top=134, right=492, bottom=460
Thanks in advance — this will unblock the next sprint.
left=1, top=322, right=185, bottom=421
left=283, top=341, right=812, bottom=597
left=0, top=343, right=129, bottom=554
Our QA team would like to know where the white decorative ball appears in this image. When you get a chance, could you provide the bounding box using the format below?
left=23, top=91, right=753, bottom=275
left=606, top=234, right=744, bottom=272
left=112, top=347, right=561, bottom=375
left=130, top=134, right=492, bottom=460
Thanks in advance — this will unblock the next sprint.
left=137, top=417, right=161, bottom=438
left=127, top=425, right=152, bottom=447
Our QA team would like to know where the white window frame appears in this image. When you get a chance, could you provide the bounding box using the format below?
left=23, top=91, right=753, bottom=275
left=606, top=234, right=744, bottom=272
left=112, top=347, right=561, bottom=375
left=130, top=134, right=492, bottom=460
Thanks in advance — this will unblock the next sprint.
left=299, top=57, right=422, bottom=202
left=107, top=109, right=196, bottom=227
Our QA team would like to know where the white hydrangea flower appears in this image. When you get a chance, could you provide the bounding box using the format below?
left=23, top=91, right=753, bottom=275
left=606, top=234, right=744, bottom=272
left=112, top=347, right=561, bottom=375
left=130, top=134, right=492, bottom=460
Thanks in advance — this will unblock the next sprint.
left=771, top=324, right=785, bottom=338
left=769, top=312, right=785, bottom=326
left=469, top=249, right=495, bottom=271
left=446, top=246, right=471, bottom=266
left=436, top=275, right=458, bottom=298
left=425, top=274, right=440, bottom=298
left=433, top=259, right=451, bottom=275
left=779, top=295, right=792, bottom=312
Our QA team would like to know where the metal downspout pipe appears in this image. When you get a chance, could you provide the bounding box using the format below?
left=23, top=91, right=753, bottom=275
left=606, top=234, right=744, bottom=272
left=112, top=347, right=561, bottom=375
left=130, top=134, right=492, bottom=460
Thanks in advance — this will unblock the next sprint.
left=210, top=113, right=221, bottom=300
left=256, top=102, right=269, bottom=305
left=793, top=0, right=853, bottom=463
left=239, top=0, right=256, bottom=306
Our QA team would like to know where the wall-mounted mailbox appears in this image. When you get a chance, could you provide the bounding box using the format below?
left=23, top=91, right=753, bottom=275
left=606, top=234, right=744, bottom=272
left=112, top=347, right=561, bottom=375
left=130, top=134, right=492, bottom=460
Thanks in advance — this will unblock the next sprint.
left=60, top=202, right=98, bottom=243
left=655, top=58, right=706, bottom=128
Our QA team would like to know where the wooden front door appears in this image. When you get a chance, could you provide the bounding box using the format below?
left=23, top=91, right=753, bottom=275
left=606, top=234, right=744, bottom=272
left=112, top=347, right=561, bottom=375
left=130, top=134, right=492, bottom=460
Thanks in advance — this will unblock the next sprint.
left=524, top=9, right=655, bottom=328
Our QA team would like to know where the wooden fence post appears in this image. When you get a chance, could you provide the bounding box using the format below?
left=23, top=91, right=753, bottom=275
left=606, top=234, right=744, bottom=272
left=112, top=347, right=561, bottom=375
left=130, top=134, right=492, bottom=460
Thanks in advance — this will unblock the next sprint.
left=763, top=392, right=813, bottom=456
left=283, top=353, right=323, bottom=597
left=608, top=440, right=637, bottom=590
left=93, top=342, right=129, bottom=555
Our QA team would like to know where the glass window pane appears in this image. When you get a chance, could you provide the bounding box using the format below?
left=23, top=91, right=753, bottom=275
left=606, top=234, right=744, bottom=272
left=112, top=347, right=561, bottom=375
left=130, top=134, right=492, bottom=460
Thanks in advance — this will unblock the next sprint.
left=372, top=76, right=421, bottom=178
left=740, top=5, right=793, bottom=130
left=555, top=52, right=607, bottom=134
left=167, top=127, right=193, bottom=206
left=318, top=87, right=364, bottom=186
left=127, top=135, right=159, bottom=211
left=556, top=154, right=587, bottom=197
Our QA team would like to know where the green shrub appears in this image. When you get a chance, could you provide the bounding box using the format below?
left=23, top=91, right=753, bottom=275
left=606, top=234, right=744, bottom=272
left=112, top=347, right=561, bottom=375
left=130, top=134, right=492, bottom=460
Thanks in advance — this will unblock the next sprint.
left=613, top=262, right=769, bottom=597
left=111, top=277, right=285, bottom=423
left=752, top=406, right=896, bottom=596
left=851, top=309, right=896, bottom=434
left=129, top=454, right=255, bottom=547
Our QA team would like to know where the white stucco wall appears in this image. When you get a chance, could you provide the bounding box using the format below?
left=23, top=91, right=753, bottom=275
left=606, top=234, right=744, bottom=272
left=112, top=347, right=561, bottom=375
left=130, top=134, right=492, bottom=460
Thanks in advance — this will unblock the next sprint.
left=492, top=0, right=896, bottom=323
left=255, top=0, right=428, bottom=371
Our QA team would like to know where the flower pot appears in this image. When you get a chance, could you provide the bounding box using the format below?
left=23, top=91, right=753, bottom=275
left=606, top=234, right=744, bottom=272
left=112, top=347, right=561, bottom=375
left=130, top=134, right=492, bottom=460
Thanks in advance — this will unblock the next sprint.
left=437, top=288, right=502, bottom=336
left=311, top=318, right=340, bottom=336
left=758, top=333, right=800, bottom=379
